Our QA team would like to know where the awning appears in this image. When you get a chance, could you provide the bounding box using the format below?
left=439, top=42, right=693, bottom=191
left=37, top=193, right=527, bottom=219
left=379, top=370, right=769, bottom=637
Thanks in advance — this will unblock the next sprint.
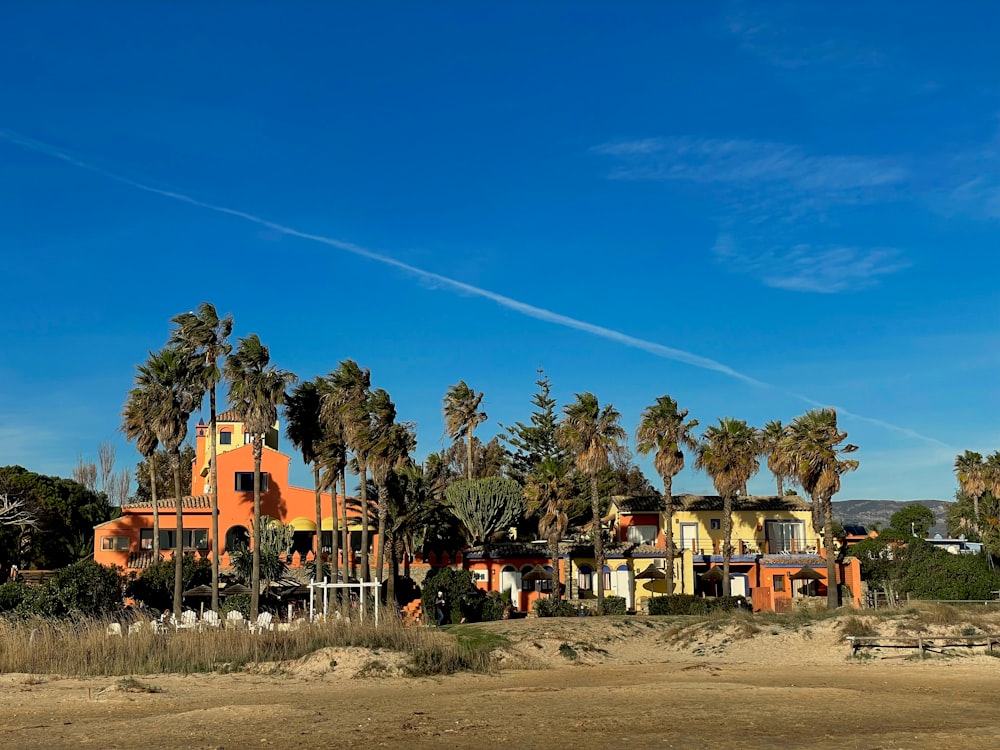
left=286, top=517, right=317, bottom=532
left=322, top=517, right=376, bottom=531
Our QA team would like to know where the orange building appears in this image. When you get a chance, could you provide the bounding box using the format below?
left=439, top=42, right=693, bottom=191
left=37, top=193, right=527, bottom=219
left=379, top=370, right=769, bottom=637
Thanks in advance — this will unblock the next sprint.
left=94, top=410, right=370, bottom=571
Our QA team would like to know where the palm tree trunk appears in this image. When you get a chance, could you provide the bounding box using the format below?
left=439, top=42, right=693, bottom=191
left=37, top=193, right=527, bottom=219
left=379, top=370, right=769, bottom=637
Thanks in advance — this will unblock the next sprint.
left=313, top=464, right=324, bottom=581
left=359, top=464, right=370, bottom=581
left=387, top=530, right=398, bottom=608
left=251, top=439, right=262, bottom=621
left=722, top=493, right=733, bottom=598
left=340, top=468, right=350, bottom=581
left=466, top=435, right=474, bottom=481
left=149, top=459, right=160, bottom=561
left=775, top=475, right=783, bottom=497
left=663, top=476, right=674, bottom=596
left=811, top=498, right=822, bottom=542
left=590, top=475, right=604, bottom=607
left=376, top=484, right=388, bottom=585
left=172, top=449, right=184, bottom=619
left=329, top=467, right=339, bottom=583
left=209, top=386, right=220, bottom=614
left=550, top=543, right=561, bottom=601
left=823, top=495, right=839, bottom=610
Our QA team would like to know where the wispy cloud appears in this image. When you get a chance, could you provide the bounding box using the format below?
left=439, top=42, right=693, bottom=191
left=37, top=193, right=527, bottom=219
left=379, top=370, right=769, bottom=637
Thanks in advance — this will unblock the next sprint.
left=593, top=136, right=905, bottom=201
left=594, top=136, right=910, bottom=292
left=0, top=127, right=943, bottom=448
left=726, top=6, right=888, bottom=72
left=713, top=234, right=910, bottom=293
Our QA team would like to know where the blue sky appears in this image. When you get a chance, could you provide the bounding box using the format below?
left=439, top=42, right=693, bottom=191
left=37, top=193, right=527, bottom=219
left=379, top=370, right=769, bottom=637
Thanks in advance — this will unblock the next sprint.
left=2, top=2, right=998, bottom=501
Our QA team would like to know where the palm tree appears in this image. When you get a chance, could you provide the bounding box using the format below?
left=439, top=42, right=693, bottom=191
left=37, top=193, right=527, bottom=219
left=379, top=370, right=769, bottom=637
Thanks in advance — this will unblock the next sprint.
left=224, top=335, right=296, bottom=620
left=325, top=360, right=372, bottom=580
left=169, top=302, right=233, bottom=612
left=557, top=393, right=626, bottom=607
left=635, top=395, right=699, bottom=597
left=761, top=420, right=796, bottom=497
left=695, top=418, right=761, bottom=598
left=365, top=389, right=416, bottom=587
left=443, top=381, right=487, bottom=481
left=955, top=451, right=986, bottom=534
left=134, top=346, right=200, bottom=617
left=525, top=457, right=573, bottom=601
left=121, top=385, right=161, bottom=560
left=783, top=409, right=859, bottom=610
left=285, top=379, right=333, bottom=581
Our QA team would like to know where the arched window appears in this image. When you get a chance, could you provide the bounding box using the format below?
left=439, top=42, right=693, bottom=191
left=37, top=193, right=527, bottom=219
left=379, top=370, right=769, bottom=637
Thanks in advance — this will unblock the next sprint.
left=602, top=565, right=612, bottom=590
left=578, top=565, right=592, bottom=591
left=224, top=525, right=250, bottom=552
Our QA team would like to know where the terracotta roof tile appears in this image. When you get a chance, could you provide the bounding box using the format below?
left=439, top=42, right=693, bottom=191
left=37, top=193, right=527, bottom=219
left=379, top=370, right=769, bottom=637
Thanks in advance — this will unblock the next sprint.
left=669, top=494, right=811, bottom=512
left=123, top=495, right=212, bottom=510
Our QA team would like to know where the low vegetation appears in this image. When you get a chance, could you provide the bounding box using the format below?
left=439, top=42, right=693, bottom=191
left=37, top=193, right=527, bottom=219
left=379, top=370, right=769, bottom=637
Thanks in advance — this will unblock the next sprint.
left=0, top=613, right=500, bottom=677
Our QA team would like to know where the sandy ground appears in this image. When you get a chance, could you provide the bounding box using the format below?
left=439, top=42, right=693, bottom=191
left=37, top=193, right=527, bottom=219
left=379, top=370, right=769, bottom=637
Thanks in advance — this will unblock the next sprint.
left=3, top=612, right=1000, bottom=750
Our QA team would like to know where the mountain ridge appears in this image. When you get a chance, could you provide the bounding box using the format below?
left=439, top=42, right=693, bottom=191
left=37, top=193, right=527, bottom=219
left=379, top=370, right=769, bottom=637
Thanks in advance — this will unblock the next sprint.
left=833, top=498, right=952, bottom=536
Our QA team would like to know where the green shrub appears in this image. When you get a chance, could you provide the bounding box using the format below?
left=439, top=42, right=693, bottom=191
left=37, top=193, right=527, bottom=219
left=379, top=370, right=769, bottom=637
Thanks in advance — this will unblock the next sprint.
left=598, top=596, right=627, bottom=616
left=0, top=582, right=27, bottom=612
left=422, top=567, right=486, bottom=624
left=220, top=593, right=250, bottom=618
left=126, top=555, right=211, bottom=612
left=481, top=590, right=511, bottom=622
left=9, top=561, right=125, bottom=618
left=534, top=597, right=580, bottom=617
left=648, top=594, right=750, bottom=616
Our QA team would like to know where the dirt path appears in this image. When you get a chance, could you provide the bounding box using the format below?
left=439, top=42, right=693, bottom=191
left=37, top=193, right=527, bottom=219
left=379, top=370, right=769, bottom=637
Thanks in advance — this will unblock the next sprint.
left=3, top=615, right=1000, bottom=749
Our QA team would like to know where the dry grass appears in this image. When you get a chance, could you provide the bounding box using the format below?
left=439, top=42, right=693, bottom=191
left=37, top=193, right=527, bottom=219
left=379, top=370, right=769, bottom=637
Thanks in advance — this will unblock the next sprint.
left=0, top=613, right=497, bottom=678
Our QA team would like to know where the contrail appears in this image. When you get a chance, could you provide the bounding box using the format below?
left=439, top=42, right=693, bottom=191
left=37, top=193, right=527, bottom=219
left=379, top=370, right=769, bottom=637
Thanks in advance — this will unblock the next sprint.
left=0, top=128, right=952, bottom=450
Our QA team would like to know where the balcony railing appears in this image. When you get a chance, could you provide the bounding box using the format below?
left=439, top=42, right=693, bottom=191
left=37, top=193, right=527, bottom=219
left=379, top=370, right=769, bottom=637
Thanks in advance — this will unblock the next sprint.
left=678, top=538, right=825, bottom=555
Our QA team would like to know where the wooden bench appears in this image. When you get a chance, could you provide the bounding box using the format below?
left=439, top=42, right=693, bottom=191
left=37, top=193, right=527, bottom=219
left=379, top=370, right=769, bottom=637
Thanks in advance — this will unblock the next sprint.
left=847, top=634, right=1000, bottom=656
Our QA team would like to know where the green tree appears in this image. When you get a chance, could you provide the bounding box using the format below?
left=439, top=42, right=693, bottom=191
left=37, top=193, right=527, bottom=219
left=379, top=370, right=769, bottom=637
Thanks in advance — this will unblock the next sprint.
left=888, top=504, right=936, bottom=539
left=695, top=418, right=761, bottom=597
left=761, top=420, right=796, bottom=497
left=122, top=388, right=162, bottom=559
left=134, top=346, right=201, bottom=618
left=285, top=378, right=335, bottom=584
left=325, top=360, right=372, bottom=580
left=635, top=395, right=699, bottom=597
left=557, top=393, right=626, bottom=607
left=502, top=369, right=565, bottom=482
left=170, top=302, right=234, bottom=613
left=445, top=477, right=526, bottom=547
left=443, top=381, right=487, bottom=481
left=132, top=445, right=195, bottom=504
left=525, top=457, right=573, bottom=601
left=0, top=467, right=116, bottom=570
left=229, top=517, right=292, bottom=591
left=783, top=409, right=859, bottom=609
left=364, top=388, right=416, bottom=594
left=954, top=451, right=985, bottom=535
left=224, top=334, right=296, bottom=619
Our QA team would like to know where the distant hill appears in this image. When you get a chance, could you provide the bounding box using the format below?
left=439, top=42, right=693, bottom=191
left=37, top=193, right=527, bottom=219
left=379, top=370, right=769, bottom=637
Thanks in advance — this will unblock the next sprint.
left=833, top=499, right=952, bottom=537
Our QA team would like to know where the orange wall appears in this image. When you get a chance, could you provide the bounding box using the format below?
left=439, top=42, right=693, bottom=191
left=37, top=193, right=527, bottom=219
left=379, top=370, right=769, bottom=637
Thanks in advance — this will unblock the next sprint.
left=94, top=439, right=364, bottom=569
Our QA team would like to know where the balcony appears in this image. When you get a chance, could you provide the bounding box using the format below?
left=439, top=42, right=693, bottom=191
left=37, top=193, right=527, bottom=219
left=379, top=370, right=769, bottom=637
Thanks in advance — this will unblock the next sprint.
left=678, top=538, right=823, bottom=556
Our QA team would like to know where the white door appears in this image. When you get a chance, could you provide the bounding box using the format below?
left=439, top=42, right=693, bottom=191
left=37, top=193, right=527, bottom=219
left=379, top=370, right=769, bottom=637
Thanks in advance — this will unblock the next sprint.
left=615, top=565, right=632, bottom=610
left=499, top=567, right=521, bottom=610
left=680, top=523, right=699, bottom=554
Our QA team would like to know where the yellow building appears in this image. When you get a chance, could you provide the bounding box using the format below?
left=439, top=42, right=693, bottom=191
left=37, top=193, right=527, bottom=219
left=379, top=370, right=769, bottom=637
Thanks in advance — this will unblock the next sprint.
left=562, top=493, right=861, bottom=612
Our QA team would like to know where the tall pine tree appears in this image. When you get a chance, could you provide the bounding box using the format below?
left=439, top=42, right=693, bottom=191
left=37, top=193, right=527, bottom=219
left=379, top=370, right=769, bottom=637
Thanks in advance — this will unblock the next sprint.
left=502, top=368, right=566, bottom=483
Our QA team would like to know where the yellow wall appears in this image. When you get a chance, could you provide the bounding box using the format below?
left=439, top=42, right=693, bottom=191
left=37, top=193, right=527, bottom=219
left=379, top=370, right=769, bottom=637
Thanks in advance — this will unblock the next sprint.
left=669, top=508, right=817, bottom=555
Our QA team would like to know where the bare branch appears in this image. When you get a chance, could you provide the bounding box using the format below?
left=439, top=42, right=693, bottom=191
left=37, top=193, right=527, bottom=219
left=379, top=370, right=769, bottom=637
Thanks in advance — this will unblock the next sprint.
left=72, top=456, right=98, bottom=492
left=0, top=494, right=36, bottom=528
left=98, top=440, right=116, bottom=493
